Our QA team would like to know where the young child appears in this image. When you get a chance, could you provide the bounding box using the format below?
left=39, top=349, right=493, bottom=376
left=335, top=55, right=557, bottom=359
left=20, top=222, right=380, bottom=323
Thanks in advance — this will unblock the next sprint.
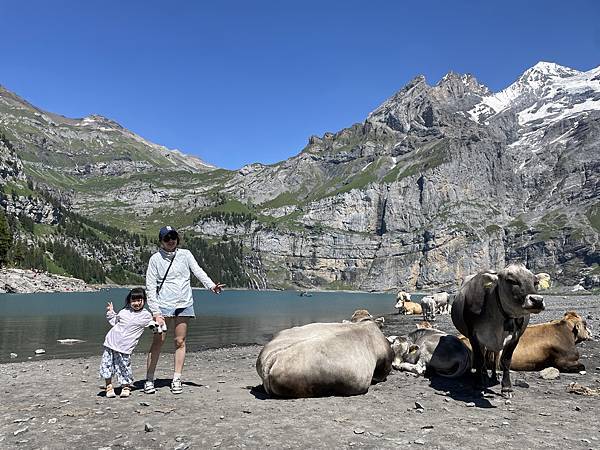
left=99, top=287, right=154, bottom=398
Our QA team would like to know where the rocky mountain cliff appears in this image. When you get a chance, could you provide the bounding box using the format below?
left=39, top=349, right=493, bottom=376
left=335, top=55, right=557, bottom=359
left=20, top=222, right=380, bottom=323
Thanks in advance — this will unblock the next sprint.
left=1, top=62, right=598, bottom=290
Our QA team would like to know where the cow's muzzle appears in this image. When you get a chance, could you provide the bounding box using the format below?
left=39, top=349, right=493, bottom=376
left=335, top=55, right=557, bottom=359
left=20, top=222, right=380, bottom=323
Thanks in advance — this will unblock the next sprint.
left=524, top=294, right=545, bottom=312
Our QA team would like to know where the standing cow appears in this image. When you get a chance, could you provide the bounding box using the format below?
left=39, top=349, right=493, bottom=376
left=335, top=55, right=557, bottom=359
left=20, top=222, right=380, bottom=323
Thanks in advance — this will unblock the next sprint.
left=451, top=264, right=549, bottom=397
left=432, top=292, right=450, bottom=314
left=421, top=296, right=437, bottom=322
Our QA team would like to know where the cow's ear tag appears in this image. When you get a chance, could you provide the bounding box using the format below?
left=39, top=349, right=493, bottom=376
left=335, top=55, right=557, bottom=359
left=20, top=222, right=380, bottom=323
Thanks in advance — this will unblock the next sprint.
left=409, top=345, right=419, bottom=353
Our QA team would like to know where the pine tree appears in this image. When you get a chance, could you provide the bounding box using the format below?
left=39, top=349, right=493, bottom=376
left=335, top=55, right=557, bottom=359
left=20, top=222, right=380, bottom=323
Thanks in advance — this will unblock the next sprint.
left=0, top=209, right=12, bottom=266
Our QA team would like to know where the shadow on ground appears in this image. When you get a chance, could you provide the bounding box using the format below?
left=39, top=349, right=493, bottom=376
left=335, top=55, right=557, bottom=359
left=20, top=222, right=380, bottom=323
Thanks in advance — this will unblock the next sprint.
left=428, top=374, right=497, bottom=408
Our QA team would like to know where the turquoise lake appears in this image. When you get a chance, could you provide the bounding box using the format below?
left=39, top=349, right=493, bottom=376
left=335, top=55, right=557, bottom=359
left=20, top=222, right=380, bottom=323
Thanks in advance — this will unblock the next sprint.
left=0, top=289, right=396, bottom=363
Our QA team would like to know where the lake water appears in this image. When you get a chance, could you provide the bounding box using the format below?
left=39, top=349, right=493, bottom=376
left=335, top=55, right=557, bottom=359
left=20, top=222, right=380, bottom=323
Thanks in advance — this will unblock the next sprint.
left=0, top=289, right=396, bottom=363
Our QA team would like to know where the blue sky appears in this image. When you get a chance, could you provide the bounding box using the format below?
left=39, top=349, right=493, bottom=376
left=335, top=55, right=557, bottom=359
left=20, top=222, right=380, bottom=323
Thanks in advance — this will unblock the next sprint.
left=1, top=1, right=599, bottom=169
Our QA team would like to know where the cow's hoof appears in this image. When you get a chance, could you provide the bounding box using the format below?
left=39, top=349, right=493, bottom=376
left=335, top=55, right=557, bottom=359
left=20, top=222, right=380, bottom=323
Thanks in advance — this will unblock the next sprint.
left=501, top=388, right=513, bottom=398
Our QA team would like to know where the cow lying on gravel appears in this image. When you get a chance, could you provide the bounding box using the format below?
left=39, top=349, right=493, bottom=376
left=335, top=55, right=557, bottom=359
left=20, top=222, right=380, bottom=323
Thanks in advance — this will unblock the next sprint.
left=256, top=310, right=393, bottom=398
left=451, top=264, right=550, bottom=397
left=388, top=324, right=471, bottom=378
left=395, top=292, right=422, bottom=315
left=478, top=311, right=593, bottom=373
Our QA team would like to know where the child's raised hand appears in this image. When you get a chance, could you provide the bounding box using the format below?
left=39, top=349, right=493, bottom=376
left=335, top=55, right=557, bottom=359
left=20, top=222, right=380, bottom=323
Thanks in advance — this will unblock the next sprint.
left=106, top=301, right=113, bottom=312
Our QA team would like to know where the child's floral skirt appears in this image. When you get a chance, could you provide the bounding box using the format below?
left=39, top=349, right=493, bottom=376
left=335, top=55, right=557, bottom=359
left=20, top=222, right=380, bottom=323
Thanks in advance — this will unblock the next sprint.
left=99, top=346, right=133, bottom=385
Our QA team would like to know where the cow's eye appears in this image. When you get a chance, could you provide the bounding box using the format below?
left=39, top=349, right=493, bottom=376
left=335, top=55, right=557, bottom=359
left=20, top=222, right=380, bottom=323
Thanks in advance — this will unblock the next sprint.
left=506, top=278, right=519, bottom=285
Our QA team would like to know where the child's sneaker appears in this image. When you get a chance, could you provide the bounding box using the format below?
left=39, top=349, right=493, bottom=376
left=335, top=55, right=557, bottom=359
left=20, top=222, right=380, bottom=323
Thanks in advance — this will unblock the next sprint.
left=143, top=380, right=156, bottom=394
left=120, top=386, right=131, bottom=398
left=105, top=384, right=116, bottom=398
left=171, top=379, right=183, bottom=394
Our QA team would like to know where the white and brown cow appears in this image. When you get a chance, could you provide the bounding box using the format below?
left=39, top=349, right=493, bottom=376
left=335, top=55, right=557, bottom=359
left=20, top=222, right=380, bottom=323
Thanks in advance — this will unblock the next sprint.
left=256, top=311, right=393, bottom=398
left=395, top=292, right=422, bottom=315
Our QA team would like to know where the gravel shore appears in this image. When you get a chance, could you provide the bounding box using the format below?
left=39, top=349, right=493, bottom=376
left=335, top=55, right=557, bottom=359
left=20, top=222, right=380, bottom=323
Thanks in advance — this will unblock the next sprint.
left=1, top=295, right=599, bottom=449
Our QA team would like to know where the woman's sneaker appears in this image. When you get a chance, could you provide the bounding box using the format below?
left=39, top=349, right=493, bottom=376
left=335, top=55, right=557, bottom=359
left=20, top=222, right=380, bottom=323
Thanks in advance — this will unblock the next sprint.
left=171, top=379, right=183, bottom=394
left=143, top=380, right=156, bottom=394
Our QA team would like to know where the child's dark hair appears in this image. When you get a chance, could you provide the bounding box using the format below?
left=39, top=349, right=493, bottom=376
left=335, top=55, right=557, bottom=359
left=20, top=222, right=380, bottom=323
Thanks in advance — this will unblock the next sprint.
left=125, top=287, right=147, bottom=308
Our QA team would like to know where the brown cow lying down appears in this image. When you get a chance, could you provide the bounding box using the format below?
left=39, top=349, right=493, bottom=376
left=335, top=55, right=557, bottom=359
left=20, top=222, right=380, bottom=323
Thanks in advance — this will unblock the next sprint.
left=460, top=311, right=592, bottom=373
left=388, top=325, right=471, bottom=378
left=510, top=311, right=592, bottom=372
left=396, top=298, right=423, bottom=315
left=256, top=311, right=394, bottom=398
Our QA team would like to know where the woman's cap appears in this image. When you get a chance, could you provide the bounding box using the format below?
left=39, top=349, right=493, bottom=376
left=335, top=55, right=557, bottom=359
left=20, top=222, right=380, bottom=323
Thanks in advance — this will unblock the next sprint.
left=159, top=225, right=178, bottom=241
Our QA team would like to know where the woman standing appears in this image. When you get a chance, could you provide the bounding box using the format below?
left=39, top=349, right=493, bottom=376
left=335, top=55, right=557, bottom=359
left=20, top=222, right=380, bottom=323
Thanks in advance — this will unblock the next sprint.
left=144, top=225, right=224, bottom=394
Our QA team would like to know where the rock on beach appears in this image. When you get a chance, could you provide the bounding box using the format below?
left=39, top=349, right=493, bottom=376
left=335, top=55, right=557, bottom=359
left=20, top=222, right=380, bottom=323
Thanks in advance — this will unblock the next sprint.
left=0, top=268, right=97, bottom=294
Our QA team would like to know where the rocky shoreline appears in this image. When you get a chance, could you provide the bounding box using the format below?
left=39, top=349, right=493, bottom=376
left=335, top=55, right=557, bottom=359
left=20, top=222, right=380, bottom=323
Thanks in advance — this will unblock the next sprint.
left=0, top=295, right=599, bottom=449
left=0, top=268, right=98, bottom=294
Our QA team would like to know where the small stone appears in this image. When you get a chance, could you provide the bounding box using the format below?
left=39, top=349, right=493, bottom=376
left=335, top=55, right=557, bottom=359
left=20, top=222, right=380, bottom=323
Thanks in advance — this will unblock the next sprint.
left=539, top=367, right=560, bottom=380
left=48, top=418, right=57, bottom=424
left=414, top=439, right=425, bottom=445
left=139, top=402, right=150, bottom=407
left=174, top=444, right=190, bottom=450
left=421, top=425, right=434, bottom=429
left=14, top=427, right=28, bottom=436
left=219, top=415, right=225, bottom=420
left=465, top=402, right=476, bottom=407
left=242, top=409, right=251, bottom=414
left=575, top=406, right=581, bottom=411
left=579, top=371, right=587, bottom=375
left=10, top=353, right=17, bottom=358
left=414, top=401, right=424, bottom=410
left=34, top=349, right=45, bottom=355
left=505, top=399, right=512, bottom=405
left=581, top=439, right=591, bottom=444
left=539, top=412, right=551, bottom=416
left=514, top=379, right=529, bottom=388
left=213, top=442, right=222, bottom=447
left=144, top=423, right=153, bottom=432
left=502, top=421, right=509, bottom=426
left=353, top=429, right=365, bottom=434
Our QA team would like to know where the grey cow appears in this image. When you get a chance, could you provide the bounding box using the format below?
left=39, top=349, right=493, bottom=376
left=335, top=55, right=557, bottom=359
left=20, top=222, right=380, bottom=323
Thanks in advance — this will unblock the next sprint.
left=451, top=264, right=549, bottom=397
left=256, top=314, right=393, bottom=398
left=421, top=296, right=437, bottom=322
left=389, top=327, right=471, bottom=378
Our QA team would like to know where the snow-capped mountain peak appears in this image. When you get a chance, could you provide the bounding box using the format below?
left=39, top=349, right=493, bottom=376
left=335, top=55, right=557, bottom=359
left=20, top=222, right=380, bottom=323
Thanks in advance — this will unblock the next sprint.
left=467, top=61, right=598, bottom=124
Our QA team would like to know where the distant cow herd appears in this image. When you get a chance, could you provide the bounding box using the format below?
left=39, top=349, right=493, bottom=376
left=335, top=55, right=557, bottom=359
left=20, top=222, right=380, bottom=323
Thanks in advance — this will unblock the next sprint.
left=256, top=264, right=594, bottom=399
